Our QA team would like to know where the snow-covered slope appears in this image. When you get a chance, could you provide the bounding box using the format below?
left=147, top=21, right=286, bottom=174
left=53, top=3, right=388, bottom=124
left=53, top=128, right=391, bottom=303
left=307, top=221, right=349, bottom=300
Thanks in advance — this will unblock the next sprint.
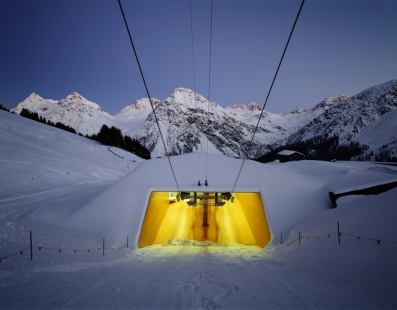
left=11, top=80, right=397, bottom=159
left=114, top=97, right=160, bottom=137
left=133, top=88, right=275, bottom=158
left=12, top=92, right=115, bottom=135
left=288, top=80, right=397, bottom=155
left=0, top=111, right=143, bottom=218
left=11, top=92, right=59, bottom=116
left=1, top=110, right=397, bottom=308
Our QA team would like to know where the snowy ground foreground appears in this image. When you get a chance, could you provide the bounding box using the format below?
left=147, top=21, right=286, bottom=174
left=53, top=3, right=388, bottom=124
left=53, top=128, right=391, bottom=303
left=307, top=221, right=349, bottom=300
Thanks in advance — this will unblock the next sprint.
left=1, top=111, right=397, bottom=309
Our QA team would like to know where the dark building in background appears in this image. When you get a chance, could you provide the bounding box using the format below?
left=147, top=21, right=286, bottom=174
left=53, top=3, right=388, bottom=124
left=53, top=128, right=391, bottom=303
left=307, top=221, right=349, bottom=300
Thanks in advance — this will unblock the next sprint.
left=277, top=150, right=305, bottom=163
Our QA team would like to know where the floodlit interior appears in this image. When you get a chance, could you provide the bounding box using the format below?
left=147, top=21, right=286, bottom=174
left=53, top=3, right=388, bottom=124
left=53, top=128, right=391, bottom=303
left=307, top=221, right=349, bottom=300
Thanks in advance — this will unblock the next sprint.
left=138, top=192, right=271, bottom=248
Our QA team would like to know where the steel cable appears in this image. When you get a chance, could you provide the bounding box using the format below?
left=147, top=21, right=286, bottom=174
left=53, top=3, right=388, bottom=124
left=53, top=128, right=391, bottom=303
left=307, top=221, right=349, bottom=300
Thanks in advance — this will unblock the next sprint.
left=205, top=0, right=214, bottom=184
left=231, top=0, right=306, bottom=193
left=117, top=0, right=180, bottom=192
left=190, top=0, right=202, bottom=185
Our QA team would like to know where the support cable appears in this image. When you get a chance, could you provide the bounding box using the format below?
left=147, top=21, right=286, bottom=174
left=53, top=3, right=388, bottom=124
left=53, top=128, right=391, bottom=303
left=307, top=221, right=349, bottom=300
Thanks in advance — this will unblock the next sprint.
left=190, top=0, right=197, bottom=109
left=231, top=0, right=305, bottom=193
left=205, top=0, right=214, bottom=186
left=190, top=0, right=201, bottom=186
left=117, top=0, right=180, bottom=192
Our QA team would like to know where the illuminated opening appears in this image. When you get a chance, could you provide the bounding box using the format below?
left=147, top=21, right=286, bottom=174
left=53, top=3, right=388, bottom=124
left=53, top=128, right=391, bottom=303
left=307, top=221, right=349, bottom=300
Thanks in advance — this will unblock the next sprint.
left=138, top=192, right=271, bottom=248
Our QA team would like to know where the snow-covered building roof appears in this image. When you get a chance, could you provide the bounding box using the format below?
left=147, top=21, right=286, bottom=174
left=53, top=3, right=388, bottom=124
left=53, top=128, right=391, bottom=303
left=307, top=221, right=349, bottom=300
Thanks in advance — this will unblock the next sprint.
left=64, top=153, right=397, bottom=250
left=277, top=150, right=304, bottom=156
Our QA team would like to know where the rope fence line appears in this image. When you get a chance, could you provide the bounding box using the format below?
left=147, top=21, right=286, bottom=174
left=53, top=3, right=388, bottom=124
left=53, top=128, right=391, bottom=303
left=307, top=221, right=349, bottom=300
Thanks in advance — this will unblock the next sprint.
left=300, top=232, right=338, bottom=241
left=281, top=221, right=397, bottom=246
left=3, top=222, right=396, bottom=263
left=33, top=246, right=126, bottom=253
left=0, top=231, right=129, bottom=264
left=342, top=233, right=397, bottom=245
left=0, top=247, right=30, bottom=263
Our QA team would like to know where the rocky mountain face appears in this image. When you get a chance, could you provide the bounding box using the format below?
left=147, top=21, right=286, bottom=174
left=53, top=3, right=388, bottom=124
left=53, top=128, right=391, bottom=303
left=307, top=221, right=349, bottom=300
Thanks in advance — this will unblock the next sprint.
left=12, top=92, right=114, bottom=135
left=11, top=80, right=397, bottom=159
left=287, top=80, right=397, bottom=157
left=133, top=88, right=275, bottom=158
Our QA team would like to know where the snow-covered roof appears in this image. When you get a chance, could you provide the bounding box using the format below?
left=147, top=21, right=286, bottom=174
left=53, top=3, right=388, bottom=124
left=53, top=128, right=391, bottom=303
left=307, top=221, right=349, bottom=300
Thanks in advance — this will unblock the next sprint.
left=63, top=152, right=397, bottom=249
left=277, top=150, right=304, bottom=156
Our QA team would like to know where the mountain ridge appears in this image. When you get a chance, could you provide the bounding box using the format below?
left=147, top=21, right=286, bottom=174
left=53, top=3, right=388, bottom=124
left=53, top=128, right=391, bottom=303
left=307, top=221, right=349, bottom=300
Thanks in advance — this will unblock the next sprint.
left=11, top=80, right=397, bottom=159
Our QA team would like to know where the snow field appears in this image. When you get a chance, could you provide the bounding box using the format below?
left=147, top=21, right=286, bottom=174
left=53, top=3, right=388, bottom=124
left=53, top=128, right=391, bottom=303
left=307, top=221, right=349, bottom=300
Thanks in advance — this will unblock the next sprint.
left=1, top=111, right=397, bottom=309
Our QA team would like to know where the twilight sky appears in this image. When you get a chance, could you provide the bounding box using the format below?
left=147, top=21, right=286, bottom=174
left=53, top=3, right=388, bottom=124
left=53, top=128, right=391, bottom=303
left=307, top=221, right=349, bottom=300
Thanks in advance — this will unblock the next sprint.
left=1, top=0, right=396, bottom=115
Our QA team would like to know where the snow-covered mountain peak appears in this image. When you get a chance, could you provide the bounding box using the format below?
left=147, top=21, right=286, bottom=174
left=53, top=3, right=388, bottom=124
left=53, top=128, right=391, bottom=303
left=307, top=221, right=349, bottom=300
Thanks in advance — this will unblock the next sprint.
left=63, top=92, right=94, bottom=106
left=226, top=102, right=261, bottom=112
left=169, top=88, right=194, bottom=104
left=58, top=92, right=104, bottom=112
left=168, top=87, right=213, bottom=110
left=11, top=93, right=56, bottom=115
left=115, top=98, right=160, bottom=123
left=227, top=104, right=245, bottom=110
left=288, top=79, right=397, bottom=157
left=288, top=108, right=308, bottom=115
left=247, top=102, right=261, bottom=111
left=10, top=80, right=397, bottom=159
left=312, top=95, right=350, bottom=112
left=65, top=92, right=85, bottom=101
left=131, top=98, right=159, bottom=111
left=171, top=87, right=195, bottom=98
left=24, top=92, right=44, bottom=104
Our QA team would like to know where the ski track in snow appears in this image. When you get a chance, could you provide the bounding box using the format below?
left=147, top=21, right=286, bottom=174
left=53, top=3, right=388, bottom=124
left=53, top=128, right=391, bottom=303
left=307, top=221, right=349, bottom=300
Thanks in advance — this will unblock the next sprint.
left=0, top=246, right=392, bottom=310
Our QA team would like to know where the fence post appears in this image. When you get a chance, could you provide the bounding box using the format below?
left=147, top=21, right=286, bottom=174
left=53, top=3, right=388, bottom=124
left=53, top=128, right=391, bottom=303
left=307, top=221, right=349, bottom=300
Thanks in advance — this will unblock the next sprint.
left=30, top=231, right=33, bottom=260
left=338, top=221, right=340, bottom=245
left=281, top=233, right=283, bottom=244
left=299, top=231, right=301, bottom=245
left=127, top=236, right=129, bottom=248
left=103, top=238, right=105, bottom=256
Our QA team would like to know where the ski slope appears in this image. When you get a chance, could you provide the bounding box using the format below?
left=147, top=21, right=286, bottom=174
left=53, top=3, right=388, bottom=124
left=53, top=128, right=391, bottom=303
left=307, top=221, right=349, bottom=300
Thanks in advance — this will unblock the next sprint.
left=0, top=111, right=396, bottom=309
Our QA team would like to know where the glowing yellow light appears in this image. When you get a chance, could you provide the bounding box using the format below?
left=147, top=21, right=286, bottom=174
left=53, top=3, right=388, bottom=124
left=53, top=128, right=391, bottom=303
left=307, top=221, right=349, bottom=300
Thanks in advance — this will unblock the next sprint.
left=138, top=192, right=271, bottom=248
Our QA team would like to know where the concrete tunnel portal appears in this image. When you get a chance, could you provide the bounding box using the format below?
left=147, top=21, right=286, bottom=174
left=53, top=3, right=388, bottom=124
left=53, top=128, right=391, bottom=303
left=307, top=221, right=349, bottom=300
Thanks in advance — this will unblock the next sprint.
left=138, top=192, right=272, bottom=248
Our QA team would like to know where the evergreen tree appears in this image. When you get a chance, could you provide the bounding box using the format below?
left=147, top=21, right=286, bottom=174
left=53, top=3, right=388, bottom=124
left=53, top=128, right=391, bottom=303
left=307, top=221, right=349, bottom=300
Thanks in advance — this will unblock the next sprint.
left=20, top=108, right=78, bottom=134
left=255, top=134, right=370, bottom=163
left=92, top=124, right=151, bottom=159
left=0, top=103, right=10, bottom=112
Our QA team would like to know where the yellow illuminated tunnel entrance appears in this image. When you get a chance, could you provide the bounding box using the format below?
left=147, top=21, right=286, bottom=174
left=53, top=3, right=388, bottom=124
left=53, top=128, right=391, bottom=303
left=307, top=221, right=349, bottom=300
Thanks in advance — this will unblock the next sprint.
left=138, top=192, right=271, bottom=248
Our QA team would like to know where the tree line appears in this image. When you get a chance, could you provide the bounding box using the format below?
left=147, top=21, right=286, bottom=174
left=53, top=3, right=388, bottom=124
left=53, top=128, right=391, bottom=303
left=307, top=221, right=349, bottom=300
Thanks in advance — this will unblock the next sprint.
left=20, top=108, right=77, bottom=134
left=0, top=103, right=10, bottom=112
left=87, top=125, right=151, bottom=159
left=374, top=144, right=397, bottom=162
left=255, top=134, right=370, bottom=163
left=17, top=108, right=151, bottom=159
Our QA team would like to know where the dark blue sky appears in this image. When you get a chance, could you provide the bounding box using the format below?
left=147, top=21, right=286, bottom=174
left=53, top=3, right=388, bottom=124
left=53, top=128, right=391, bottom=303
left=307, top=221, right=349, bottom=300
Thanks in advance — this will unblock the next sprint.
left=1, top=0, right=396, bottom=114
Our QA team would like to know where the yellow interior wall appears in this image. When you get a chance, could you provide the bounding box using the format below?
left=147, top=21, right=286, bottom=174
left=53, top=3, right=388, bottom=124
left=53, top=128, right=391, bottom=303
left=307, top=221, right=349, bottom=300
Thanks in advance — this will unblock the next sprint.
left=138, top=192, right=271, bottom=248
left=138, top=192, right=170, bottom=248
left=235, top=193, right=271, bottom=247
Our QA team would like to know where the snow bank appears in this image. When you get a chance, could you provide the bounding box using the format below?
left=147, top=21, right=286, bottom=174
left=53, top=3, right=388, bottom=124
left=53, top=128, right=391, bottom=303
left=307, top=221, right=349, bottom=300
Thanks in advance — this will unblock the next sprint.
left=1, top=111, right=397, bottom=308
left=63, top=152, right=397, bottom=250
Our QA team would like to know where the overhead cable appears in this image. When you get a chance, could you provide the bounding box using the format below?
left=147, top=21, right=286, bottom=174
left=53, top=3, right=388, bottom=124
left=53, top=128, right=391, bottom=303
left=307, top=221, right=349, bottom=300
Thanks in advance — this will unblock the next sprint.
left=117, top=0, right=180, bottom=192
left=190, top=0, right=201, bottom=186
left=205, top=0, right=214, bottom=186
left=231, top=0, right=306, bottom=193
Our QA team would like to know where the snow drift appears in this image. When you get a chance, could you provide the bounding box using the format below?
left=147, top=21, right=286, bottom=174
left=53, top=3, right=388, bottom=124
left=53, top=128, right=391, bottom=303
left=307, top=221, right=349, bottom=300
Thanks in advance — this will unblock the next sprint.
left=1, top=111, right=397, bottom=308
left=63, top=152, right=397, bottom=250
